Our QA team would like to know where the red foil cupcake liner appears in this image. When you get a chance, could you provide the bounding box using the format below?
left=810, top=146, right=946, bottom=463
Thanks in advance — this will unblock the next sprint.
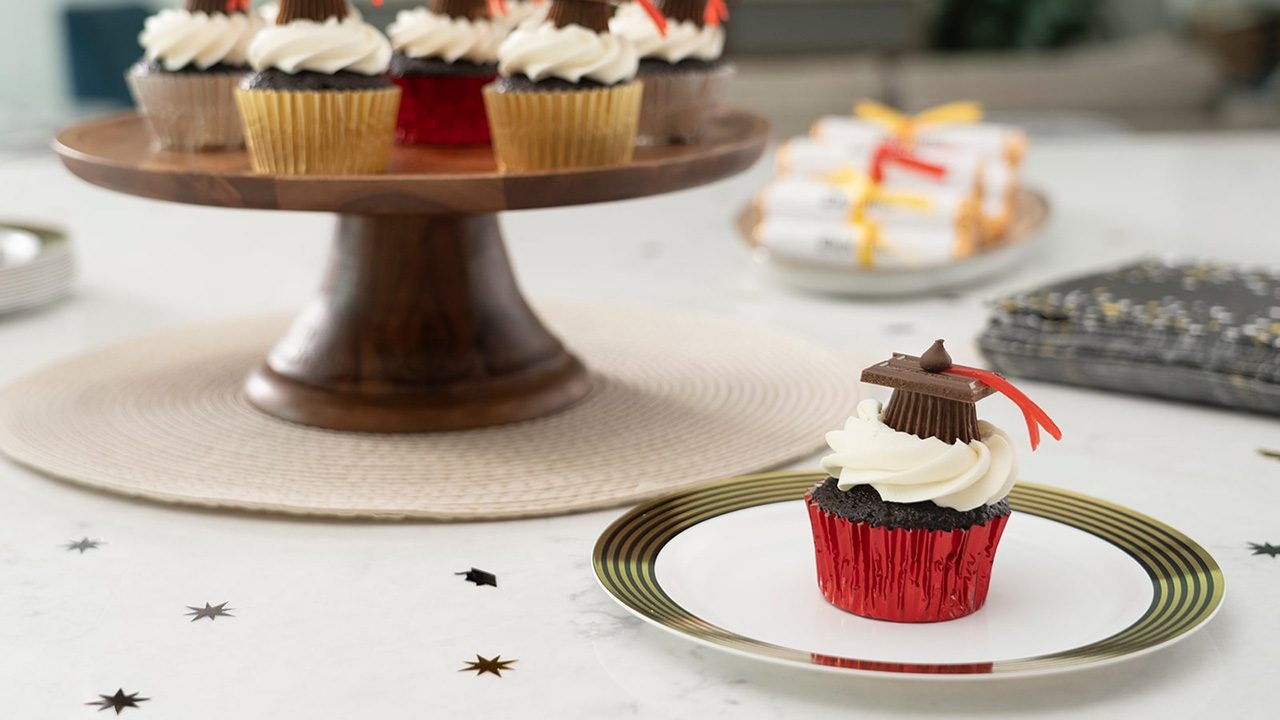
left=805, top=492, right=1009, bottom=623
left=390, top=73, right=495, bottom=146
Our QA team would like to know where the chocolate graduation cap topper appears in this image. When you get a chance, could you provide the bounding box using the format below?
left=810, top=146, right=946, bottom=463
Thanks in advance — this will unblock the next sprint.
left=186, top=0, right=251, bottom=12
left=862, top=339, right=1062, bottom=449
left=657, top=0, right=729, bottom=27
left=548, top=0, right=667, bottom=33
left=431, top=0, right=491, bottom=20
left=276, top=0, right=383, bottom=23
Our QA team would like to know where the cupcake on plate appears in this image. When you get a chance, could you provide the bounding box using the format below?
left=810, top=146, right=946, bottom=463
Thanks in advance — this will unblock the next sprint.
left=806, top=340, right=1061, bottom=623
left=236, top=0, right=399, bottom=174
left=483, top=0, right=656, bottom=172
left=610, top=0, right=732, bottom=145
left=127, top=0, right=263, bottom=151
left=386, top=0, right=507, bottom=145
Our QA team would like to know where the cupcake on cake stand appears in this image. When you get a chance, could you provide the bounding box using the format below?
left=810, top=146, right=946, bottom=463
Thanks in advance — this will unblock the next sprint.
left=53, top=0, right=768, bottom=434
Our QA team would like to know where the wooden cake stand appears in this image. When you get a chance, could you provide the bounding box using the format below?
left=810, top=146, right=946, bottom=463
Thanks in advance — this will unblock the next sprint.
left=54, top=110, right=769, bottom=433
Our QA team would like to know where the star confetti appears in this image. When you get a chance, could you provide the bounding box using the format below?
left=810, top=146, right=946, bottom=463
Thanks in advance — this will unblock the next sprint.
left=456, top=568, right=497, bottom=587
left=186, top=602, right=234, bottom=622
left=86, top=689, right=148, bottom=714
left=460, top=655, right=517, bottom=677
left=1248, top=542, right=1280, bottom=557
left=64, top=537, right=102, bottom=554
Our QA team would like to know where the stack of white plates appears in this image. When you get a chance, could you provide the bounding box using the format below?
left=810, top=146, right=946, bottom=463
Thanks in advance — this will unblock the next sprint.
left=0, top=224, right=74, bottom=315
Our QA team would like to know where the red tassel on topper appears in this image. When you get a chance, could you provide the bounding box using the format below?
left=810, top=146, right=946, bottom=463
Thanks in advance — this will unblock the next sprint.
left=869, top=140, right=947, bottom=184
left=946, top=365, right=1062, bottom=450
left=636, top=0, right=668, bottom=36
left=704, top=0, right=728, bottom=26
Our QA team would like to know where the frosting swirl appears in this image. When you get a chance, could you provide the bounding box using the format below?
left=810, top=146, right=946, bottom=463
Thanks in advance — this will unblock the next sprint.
left=609, top=3, right=724, bottom=63
left=498, top=0, right=550, bottom=29
left=248, top=14, right=392, bottom=75
left=497, top=22, right=637, bottom=84
left=388, top=8, right=504, bottom=64
left=820, top=399, right=1017, bottom=511
left=139, top=9, right=264, bottom=71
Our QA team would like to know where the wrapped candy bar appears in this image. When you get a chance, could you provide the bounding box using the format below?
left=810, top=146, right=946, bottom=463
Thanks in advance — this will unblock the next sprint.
left=752, top=211, right=972, bottom=268
left=756, top=176, right=980, bottom=247
left=776, top=137, right=982, bottom=199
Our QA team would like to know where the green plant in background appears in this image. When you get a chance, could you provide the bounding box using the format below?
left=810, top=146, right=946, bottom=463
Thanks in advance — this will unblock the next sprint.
left=930, top=0, right=1105, bottom=51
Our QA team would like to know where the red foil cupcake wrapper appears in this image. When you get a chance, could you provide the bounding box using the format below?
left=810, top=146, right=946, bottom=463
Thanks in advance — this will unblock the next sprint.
left=390, top=73, right=495, bottom=146
left=805, top=492, right=1008, bottom=623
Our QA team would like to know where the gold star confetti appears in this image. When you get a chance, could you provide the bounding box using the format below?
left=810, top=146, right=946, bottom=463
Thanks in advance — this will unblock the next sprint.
left=460, top=654, right=517, bottom=677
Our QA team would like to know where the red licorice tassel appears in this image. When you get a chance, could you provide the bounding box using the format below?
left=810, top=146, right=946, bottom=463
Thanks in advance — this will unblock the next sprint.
left=947, top=365, right=1062, bottom=450
left=488, top=0, right=508, bottom=16
left=704, top=0, right=728, bottom=26
left=869, top=141, right=946, bottom=184
left=636, top=0, right=668, bottom=35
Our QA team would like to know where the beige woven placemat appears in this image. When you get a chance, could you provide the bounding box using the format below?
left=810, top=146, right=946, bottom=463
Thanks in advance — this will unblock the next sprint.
left=0, top=304, right=858, bottom=520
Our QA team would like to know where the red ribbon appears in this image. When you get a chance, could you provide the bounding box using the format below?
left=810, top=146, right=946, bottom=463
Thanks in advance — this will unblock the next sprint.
left=637, top=0, right=668, bottom=35
left=946, top=365, right=1062, bottom=450
left=869, top=141, right=946, bottom=184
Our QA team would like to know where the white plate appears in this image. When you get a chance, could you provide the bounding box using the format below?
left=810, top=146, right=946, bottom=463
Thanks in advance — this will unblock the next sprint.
left=738, top=188, right=1049, bottom=297
left=595, top=471, right=1223, bottom=679
left=0, top=224, right=73, bottom=315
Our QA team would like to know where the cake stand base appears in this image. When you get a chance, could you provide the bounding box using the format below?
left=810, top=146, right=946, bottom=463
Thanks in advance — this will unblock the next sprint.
left=245, top=213, right=591, bottom=433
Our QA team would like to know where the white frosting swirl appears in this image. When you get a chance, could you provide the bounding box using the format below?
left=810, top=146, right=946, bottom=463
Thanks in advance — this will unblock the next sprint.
left=609, top=2, right=724, bottom=63
left=497, top=22, right=638, bottom=84
left=388, top=8, right=504, bottom=64
left=820, top=399, right=1018, bottom=512
left=498, top=0, right=550, bottom=29
left=247, top=14, right=392, bottom=75
left=139, top=9, right=264, bottom=71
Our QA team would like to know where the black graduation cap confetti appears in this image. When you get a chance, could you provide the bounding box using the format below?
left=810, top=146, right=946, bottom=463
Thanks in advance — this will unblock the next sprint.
left=456, top=568, right=497, bottom=587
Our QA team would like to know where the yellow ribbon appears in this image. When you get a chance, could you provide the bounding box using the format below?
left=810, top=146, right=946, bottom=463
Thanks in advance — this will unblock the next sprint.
left=853, top=100, right=983, bottom=144
left=820, top=166, right=934, bottom=268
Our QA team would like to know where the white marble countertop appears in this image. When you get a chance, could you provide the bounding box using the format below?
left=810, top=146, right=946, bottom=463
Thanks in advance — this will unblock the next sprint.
left=1, top=132, right=1279, bottom=718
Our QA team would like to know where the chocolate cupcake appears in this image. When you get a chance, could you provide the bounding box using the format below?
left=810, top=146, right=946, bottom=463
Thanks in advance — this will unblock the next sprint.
left=236, top=0, right=399, bottom=174
left=610, top=0, right=732, bottom=145
left=806, top=340, right=1060, bottom=622
left=387, top=0, right=506, bottom=145
left=483, top=0, right=649, bottom=171
left=127, top=0, right=263, bottom=151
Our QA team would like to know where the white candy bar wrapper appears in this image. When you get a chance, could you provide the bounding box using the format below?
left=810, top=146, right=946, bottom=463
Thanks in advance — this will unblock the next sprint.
left=757, top=177, right=976, bottom=231
left=776, top=137, right=981, bottom=196
left=811, top=115, right=1027, bottom=168
left=918, top=123, right=1028, bottom=167
left=754, top=215, right=960, bottom=268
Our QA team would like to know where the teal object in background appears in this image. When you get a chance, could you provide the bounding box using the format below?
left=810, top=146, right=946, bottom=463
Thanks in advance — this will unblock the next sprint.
left=64, top=5, right=150, bottom=106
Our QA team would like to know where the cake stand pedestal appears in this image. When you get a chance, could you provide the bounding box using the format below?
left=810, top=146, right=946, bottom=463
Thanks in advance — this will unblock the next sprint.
left=54, top=110, right=769, bottom=432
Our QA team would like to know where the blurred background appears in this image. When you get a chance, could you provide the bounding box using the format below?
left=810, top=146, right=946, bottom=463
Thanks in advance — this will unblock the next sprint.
left=2, top=0, right=1279, bottom=149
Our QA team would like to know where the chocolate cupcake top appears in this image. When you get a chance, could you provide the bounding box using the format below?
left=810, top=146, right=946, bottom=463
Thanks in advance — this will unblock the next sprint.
left=818, top=339, right=1062, bottom=512
left=247, top=0, right=392, bottom=75
left=496, top=0, right=639, bottom=84
left=610, top=0, right=723, bottom=64
left=388, top=0, right=506, bottom=64
left=139, top=0, right=264, bottom=71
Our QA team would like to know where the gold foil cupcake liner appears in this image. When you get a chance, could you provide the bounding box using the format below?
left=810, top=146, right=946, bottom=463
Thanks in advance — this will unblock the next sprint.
left=482, top=82, right=642, bottom=172
left=637, top=63, right=735, bottom=146
left=126, top=71, right=246, bottom=152
left=235, top=87, right=401, bottom=175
